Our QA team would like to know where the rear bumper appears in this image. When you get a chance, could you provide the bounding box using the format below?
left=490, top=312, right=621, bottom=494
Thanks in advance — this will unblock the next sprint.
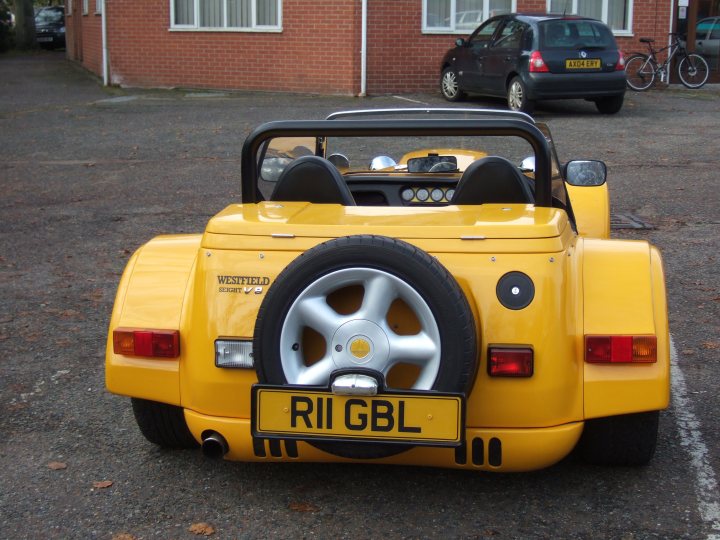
left=185, top=409, right=584, bottom=472
left=525, top=71, right=626, bottom=100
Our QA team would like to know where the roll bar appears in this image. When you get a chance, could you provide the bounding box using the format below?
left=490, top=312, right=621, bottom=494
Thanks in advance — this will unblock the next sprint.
left=240, top=118, right=553, bottom=207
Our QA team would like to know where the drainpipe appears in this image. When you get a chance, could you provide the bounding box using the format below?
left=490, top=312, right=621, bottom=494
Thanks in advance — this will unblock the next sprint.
left=360, top=0, right=367, bottom=97
left=666, top=0, right=675, bottom=84
left=102, top=0, right=108, bottom=85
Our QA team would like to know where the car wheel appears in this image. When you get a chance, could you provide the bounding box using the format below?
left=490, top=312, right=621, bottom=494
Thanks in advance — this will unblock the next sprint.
left=131, top=398, right=199, bottom=449
left=507, top=76, right=534, bottom=114
left=578, top=411, right=659, bottom=466
left=595, top=94, right=624, bottom=114
left=254, top=235, right=478, bottom=459
left=440, top=67, right=465, bottom=102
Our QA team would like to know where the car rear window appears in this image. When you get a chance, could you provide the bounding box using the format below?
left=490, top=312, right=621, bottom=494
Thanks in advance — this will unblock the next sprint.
left=539, top=19, right=615, bottom=50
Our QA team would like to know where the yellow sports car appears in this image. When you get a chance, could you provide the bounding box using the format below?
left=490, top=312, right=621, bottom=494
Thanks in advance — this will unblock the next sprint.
left=106, top=109, right=669, bottom=472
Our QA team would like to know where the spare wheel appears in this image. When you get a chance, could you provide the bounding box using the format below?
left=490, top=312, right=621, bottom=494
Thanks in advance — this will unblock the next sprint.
left=254, top=235, right=478, bottom=459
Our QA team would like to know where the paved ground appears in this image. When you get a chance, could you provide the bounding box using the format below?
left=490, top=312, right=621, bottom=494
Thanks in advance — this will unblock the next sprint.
left=1, top=51, right=719, bottom=539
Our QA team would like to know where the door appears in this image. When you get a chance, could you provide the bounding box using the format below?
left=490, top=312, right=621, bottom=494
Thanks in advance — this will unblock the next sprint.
left=455, top=17, right=504, bottom=90
left=480, top=19, right=528, bottom=95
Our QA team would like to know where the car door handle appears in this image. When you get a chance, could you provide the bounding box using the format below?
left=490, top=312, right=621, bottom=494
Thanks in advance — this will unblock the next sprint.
left=505, top=56, right=513, bottom=62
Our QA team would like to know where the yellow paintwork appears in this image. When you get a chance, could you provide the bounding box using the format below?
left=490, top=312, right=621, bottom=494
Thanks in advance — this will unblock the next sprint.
left=106, top=199, right=669, bottom=472
left=566, top=183, right=611, bottom=238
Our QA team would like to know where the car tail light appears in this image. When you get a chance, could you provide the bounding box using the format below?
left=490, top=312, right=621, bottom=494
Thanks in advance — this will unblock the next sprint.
left=616, top=51, right=626, bottom=71
left=113, top=328, right=180, bottom=358
left=585, top=335, right=657, bottom=364
left=529, top=51, right=549, bottom=73
left=488, top=347, right=534, bottom=377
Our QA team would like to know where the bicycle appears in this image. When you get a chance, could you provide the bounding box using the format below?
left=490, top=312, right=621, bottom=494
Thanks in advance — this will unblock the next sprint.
left=625, top=32, right=710, bottom=91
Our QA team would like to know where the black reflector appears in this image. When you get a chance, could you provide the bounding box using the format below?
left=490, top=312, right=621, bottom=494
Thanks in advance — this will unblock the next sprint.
left=496, top=271, right=535, bottom=310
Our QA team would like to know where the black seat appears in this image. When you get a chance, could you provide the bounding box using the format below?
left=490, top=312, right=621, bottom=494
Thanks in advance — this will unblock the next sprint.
left=270, top=155, right=356, bottom=205
left=450, top=156, right=534, bottom=205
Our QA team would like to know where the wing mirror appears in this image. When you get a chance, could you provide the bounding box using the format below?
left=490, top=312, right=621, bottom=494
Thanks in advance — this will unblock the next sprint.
left=564, top=160, right=607, bottom=186
left=455, top=38, right=466, bottom=47
left=519, top=156, right=535, bottom=172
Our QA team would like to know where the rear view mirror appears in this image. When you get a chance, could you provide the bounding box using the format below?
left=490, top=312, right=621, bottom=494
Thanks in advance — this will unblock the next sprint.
left=564, top=160, right=607, bottom=186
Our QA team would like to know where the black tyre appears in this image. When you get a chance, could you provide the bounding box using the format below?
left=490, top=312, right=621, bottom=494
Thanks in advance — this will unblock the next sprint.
left=507, top=76, right=534, bottom=114
left=595, top=94, right=624, bottom=114
left=578, top=411, right=659, bottom=466
left=625, top=55, right=656, bottom=91
left=254, top=235, right=478, bottom=459
left=131, top=398, right=199, bottom=449
left=677, top=53, right=710, bottom=89
left=440, top=66, right=465, bottom=102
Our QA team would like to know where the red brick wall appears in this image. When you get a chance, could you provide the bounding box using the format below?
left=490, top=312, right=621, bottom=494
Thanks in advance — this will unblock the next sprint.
left=66, top=0, right=673, bottom=95
left=105, top=0, right=359, bottom=94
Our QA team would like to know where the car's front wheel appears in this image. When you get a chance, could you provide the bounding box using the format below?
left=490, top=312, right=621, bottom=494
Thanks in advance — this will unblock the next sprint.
left=578, top=411, right=659, bottom=465
left=507, top=76, right=535, bottom=114
left=595, top=94, right=624, bottom=114
left=440, top=67, right=465, bottom=102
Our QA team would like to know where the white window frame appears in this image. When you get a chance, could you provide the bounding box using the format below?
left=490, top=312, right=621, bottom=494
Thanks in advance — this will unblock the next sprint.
left=67, top=0, right=73, bottom=15
left=422, top=0, right=517, bottom=34
left=546, top=0, right=634, bottom=37
left=170, top=0, right=283, bottom=32
left=95, top=0, right=102, bottom=14
left=82, top=0, right=88, bottom=15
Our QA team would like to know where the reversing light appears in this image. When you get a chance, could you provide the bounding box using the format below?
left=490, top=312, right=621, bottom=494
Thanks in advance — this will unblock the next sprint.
left=529, top=51, right=549, bottom=73
left=215, top=340, right=254, bottom=368
left=585, top=335, right=657, bottom=363
left=616, top=52, right=626, bottom=71
left=488, top=347, right=534, bottom=377
left=113, top=328, right=179, bottom=358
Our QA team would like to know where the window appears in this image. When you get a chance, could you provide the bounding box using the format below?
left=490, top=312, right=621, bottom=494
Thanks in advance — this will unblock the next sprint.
left=547, top=0, right=633, bottom=34
left=68, top=0, right=73, bottom=15
left=172, top=0, right=281, bottom=30
left=82, top=0, right=88, bottom=15
left=423, top=0, right=515, bottom=34
left=95, top=0, right=102, bottom=14
left=493, top=19, right=526, bottom=49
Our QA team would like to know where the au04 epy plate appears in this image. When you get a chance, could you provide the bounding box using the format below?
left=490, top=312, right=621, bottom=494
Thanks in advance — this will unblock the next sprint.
left=252, top=386, right=464, bottom=446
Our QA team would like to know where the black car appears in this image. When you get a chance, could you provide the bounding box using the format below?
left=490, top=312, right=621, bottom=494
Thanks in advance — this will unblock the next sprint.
left=440, top=14, right=626, bottom=114
left=35, top=6, right=65, bottom=49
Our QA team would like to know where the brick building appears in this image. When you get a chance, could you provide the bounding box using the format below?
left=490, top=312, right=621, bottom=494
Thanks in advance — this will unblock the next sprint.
left=65, top=0, right=717, bottom=95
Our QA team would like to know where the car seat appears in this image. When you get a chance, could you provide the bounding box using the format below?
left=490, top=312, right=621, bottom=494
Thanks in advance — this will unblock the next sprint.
left=450, top=156, right=535, bottom=205
left=270, top=155, right=356, bottom=205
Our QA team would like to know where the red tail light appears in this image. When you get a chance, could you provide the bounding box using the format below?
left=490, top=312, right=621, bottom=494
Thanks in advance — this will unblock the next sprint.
left=529, top=51, right=549, bottom=73
left=113, top=328, right=180, bottom=358
left=488, top=347, right=534, bottom=377
left=616, top=51, right=626, bottom=71
left=585, top=335, right=657, bottom=364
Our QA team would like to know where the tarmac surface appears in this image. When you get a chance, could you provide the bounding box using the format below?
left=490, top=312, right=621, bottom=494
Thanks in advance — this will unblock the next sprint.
left=1, top=51, right=719, bottom=539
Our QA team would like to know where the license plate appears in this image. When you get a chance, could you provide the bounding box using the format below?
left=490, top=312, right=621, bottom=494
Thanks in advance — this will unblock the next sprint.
left=565, top=58, right=601, bottom=69
left=37, top=37, right=53, bottom=42
left=252, top=386, right=464, bottom=446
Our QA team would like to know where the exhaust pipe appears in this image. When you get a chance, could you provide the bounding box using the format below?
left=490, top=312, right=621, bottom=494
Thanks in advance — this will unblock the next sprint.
left=202, top=432, right=229, bottom=459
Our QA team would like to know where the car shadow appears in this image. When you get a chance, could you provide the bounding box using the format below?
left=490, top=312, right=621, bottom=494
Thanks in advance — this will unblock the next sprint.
left=460, top=94, right=619, bottom=118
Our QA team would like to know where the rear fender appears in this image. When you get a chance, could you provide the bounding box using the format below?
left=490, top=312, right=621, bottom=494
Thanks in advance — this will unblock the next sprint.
left=105, top=235, right=202, bottom=405
left=581, top=239, right=670, bottom=418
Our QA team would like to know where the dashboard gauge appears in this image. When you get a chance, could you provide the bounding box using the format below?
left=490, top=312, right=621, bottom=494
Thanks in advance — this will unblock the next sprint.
left=416, top=188, right=429, bottom=202
left=401, top=188, right=415, bottom=202
left=431, top=188, right=444, bottom=202
left=446, top=188, right=456, bottom=201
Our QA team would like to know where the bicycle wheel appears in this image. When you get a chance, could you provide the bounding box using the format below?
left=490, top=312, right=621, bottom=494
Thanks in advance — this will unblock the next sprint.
left=677, top=53, right=709, bottom=89
left=625, top=55, right=656, bottom=91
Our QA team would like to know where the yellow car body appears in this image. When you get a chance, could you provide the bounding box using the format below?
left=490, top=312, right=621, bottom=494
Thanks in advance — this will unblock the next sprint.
left=106, top=110, right=668, bottom=472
